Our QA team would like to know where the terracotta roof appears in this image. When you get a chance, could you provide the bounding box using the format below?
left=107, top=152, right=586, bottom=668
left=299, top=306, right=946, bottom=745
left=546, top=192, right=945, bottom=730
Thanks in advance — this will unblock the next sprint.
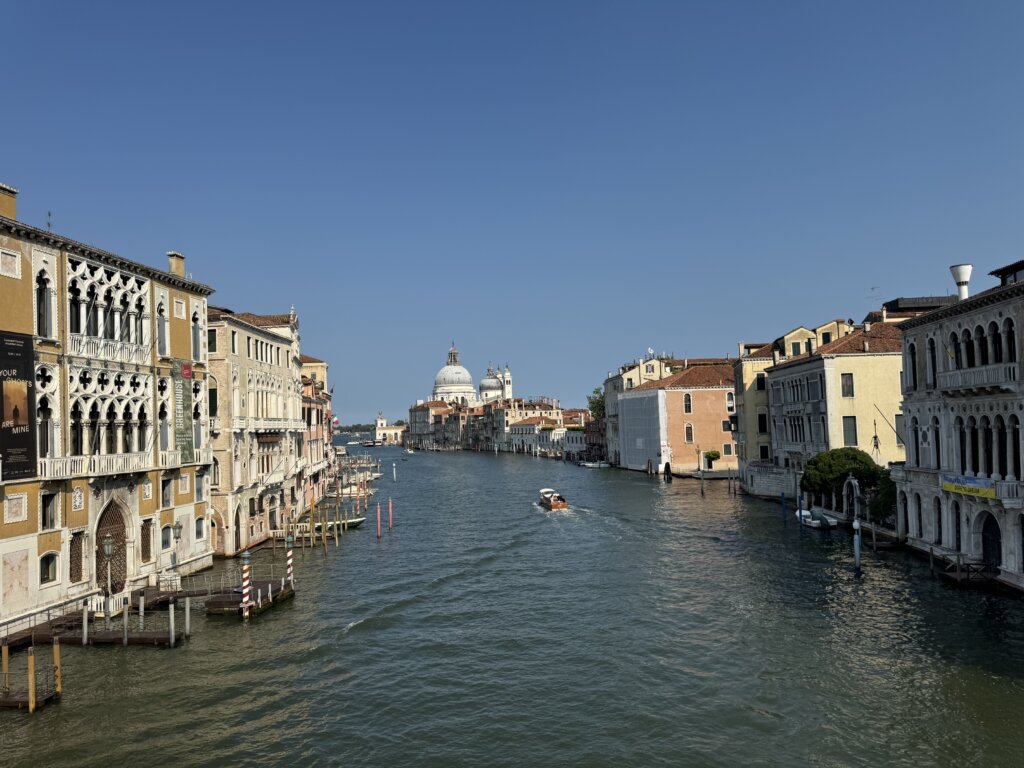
left=234, top=312, right=293, bottom=328
left=634, top=363, right=734, bottom=391
left=740, top=343, right=774, bottom=360
left=410, top=400, right=451, bottom=410
left=300, top=354, right=324, bottom=364
left=816, top=322, right=903, bottom=355
left=512, top=416, right=559, bottom=427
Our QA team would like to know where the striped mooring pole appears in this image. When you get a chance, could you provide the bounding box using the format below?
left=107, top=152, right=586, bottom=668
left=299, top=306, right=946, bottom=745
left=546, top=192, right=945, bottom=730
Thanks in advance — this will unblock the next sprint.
left=286, top=534, right=294, bottom=586
left=241, top=550, right=251, bottom=621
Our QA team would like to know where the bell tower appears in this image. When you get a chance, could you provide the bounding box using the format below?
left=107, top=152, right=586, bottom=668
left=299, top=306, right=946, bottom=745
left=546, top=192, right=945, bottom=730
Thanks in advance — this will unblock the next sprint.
left=503, top=364, right=513, bottom=399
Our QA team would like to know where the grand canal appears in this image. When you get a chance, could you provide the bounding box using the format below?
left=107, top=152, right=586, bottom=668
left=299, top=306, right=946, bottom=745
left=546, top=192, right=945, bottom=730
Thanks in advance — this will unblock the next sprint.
left=4, top=448, right=1024, bottom=766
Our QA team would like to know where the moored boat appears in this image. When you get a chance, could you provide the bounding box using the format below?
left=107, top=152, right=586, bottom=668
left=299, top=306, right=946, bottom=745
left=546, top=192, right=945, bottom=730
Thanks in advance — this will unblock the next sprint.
left=578, top=461, right=610, bottom=468
left=539, top=488, right=569, bottom=510
left=795, top=508, right=837, bottom=529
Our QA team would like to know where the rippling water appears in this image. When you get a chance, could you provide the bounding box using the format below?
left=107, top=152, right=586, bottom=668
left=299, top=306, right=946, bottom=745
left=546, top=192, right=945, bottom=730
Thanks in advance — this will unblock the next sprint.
left=4, top=449, right=1024, bottom=766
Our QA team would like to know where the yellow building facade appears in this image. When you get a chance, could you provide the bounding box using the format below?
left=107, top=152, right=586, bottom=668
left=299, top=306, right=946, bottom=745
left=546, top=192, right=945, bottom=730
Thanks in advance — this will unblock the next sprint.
left=0, top=185, right=214, bottom=626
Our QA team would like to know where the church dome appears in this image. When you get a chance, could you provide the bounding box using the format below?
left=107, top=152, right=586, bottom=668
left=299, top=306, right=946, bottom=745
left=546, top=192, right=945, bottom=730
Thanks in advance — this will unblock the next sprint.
left=435, top=365, right=474, bottom=389
left=480, top=368, right=503, bottom=393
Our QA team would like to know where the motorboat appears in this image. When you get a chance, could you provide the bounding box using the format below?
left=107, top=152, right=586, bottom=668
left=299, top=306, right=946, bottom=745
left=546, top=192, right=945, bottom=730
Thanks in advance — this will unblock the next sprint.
left=405, top=448, right=415, bottom=454
left=578, top=461, right=610, bottom=468
left=539, top=488, right=569, bottom=510
left=795, top=508, right=837, bottom=529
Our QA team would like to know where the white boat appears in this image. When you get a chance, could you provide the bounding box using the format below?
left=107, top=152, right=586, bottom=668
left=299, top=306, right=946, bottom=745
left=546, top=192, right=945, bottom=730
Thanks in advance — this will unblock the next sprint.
left=405, top=448, right=415, bottom=454
left=578, top=461, right=610, bottom=468
left=795, top=508, right=837, bottom=529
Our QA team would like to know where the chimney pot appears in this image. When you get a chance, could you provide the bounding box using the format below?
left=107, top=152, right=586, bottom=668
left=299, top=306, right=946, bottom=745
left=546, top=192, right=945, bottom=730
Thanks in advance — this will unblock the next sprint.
left=864, top=321, right=872, bottom=333
left=0, top=182, right=18, bottom=219
left=950, top=264, right=973, bottom=300
left=167, top=251, right=186, bottom=277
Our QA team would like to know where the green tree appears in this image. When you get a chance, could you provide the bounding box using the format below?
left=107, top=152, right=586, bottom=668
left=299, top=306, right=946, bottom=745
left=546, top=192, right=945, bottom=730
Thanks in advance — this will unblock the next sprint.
left=867, top=468, right=896, bottom=524
left=587, top=387, right=606, bottom=421
left=800, top=447, right=883, bottom=507
left=703, top=449, right=721, bottom=466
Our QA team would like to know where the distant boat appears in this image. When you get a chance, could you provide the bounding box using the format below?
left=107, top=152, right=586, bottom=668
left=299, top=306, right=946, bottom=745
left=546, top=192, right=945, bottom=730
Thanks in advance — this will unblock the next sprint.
left=578, top=461, right=609, bottom=468
left=539, top=488, right=568, bottom=510
left=795, top=508, right=837, bottom=529
left=405, top=448, right=415, bottom=454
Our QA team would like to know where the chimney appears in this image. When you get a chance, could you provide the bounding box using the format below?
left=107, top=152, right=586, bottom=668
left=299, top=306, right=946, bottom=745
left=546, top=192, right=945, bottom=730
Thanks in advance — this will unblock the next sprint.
left=881, top=306, right=888, bottom=322
left=0, top=183, right=18, bottom=219
left=864, top=321, right=872, bottom=333
left=772, top=348, right=781, bottom=365
left=863, top=339, right=870, bottom=352
left=950, top=264, right=973, bottom=300
left=167, top=251, right=186, bottom=277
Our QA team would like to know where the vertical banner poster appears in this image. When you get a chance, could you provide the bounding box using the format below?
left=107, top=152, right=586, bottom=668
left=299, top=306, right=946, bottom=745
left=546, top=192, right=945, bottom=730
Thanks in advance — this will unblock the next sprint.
left=172, top=360, right=195, bottom=464
left=0, top=332, right=37, bottom=480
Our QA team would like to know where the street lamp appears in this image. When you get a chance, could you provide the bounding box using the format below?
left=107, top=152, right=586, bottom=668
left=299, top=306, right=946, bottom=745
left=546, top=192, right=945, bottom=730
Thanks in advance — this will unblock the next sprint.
left=172, top=520, right=183, bottom=571
left=102, top=533, right=114, bottom=628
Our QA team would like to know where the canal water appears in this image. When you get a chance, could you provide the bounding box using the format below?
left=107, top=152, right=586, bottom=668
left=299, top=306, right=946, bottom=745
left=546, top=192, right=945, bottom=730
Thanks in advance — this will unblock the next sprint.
left=4, top=448, right=1024, bottom=766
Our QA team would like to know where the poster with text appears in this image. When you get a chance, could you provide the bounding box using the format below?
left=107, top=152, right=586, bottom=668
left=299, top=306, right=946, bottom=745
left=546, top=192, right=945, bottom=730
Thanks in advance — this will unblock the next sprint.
left=0, top=332, right=37, bottom=480
left=172, top=360, right=195, bottom=465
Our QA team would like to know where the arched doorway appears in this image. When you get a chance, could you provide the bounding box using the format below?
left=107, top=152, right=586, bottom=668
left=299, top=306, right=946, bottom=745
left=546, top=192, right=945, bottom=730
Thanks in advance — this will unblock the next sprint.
left=210, top=512, right=225, bottom=556
left=234, top=507, right=242, bottom=553
left=981, top=513, right=1002, bottom=566
left=96, top=502, right=128, bottom=594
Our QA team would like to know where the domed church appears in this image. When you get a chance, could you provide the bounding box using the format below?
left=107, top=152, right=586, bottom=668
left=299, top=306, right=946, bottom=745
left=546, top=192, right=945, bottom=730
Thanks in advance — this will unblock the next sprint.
left=431, top=342, right=512, bottom=405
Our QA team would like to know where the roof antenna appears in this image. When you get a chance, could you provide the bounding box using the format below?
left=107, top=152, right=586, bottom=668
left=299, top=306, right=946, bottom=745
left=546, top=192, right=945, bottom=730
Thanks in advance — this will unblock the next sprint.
left=46, top=211, right=52, bottom=231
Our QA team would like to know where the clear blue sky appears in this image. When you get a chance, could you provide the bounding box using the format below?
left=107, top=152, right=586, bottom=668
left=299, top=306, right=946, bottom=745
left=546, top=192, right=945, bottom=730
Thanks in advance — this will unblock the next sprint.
left=5, top=1, right=1023, bottom=423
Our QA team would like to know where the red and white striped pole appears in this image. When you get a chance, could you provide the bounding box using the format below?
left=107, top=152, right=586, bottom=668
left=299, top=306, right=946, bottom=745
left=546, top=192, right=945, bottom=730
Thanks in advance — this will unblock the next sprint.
left=388, top=496, right=393, bottom=530
left=286, top=535, right=294, bottom=586
left=240, top=550, right=251, bottom=621
left=377, top=501, right=381, bottom=540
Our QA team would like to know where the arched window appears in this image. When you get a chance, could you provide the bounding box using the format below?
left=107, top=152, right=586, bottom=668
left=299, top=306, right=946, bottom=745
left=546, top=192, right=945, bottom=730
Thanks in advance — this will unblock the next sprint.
left=85, top=285, right=99, bottom=336
left=963, top=329, right=976, bottom=368
left=933, top=497, right=943, bottom=545
left=1005, top=318, right=1017, bottom=363
left=159, top=403, right=169, bottom=451
left=68, top=280, right=82, bottom=335
left=88, top=402, right=101, bottom=455
left=908, top=344, right=918, bottom=390
left=949, top=332, right=962, bottom=370
left=37, top=396, right=53, bottom=459
left=70, top=402, right=83, bottom=455
left=685, top=423, right=694, bottom=443
left=956, top=417, right=966, bottom=474
left=195, top=517, right=205, bottom=540
left=119, top=294, right=131, bottom=342
left=157, top=302, right=168, bottom=356
left=161, top=525, right=173, bottom=549
left=914, top=493, right=923, bottom=538
left=976, top=325, right=989, bottom=366
left=932, top=417, right=941, bottom=469
left=102, top=289, right=116, bottom=340
left=191, top=311, right=202, bottom=360
left=36, top=271, right=52, bottom=338
left=122, top=404, right=134, bottom=454
left=927, top=338, right=937, bottom=388
left=39, top=553, right=58, bottom=585
left=726, top=391, right=735, bottom=412
left=911, top=418, right=920, bottom=467
left=135, top=296, right=146, bottom=345
left=684, top=394, right=692, bottom=414
left=138, top=406, right=148, bottom=453
left=990, top=321, right=1003, bottom=363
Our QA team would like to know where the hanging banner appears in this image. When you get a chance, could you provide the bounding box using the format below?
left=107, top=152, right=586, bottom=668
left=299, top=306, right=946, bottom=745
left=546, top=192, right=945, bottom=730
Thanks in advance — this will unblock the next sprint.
left=172, top=360, right=195, bottom=465
left=0, top=332, right=37, bottom=480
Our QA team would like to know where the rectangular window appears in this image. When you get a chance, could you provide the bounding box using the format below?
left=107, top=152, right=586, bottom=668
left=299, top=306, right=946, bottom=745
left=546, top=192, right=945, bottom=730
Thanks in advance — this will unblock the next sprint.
left=162, top=526, right=172, bottom=549
left=209, top=388, right=218, bottom=417
left=196, top=471, right=205, bottom=502
left=723, top=444, right=733, bottom=456
left=791, top=342, right=801, bottom=356
left=756, top=373, right=766, bottom=391
left=196, top=517, right=205, bottom=540
left=895, top=414, right=905, bottom=447
left=722, top=420, right=731, bottom=432
left=40, top=554, right=58, bottom=584
left=247, top=337, right=252, bottom=358
left=0, top=249, right=22, bottom=279
left=841, top=373, right=855, bottom=397
left=645, top=364, right=654, bottom=373
left=207, top=328, right=217, bottom=352
left=759, top=444, right=770, bottom=460
left=822, top=332, right=832, bottom=344
left=179, top=474, right=190, bottom=494
left=757, top=413, right=769, bottom=434
left=231, top=330, right=238, bottom=354
left=141, top=519, right=153, bottom=562
left=41, top=493, right=58, bottom=530
left=843, top=416, right=858, bottom=447
left=70, top=532, right=85, bottom=582
left=161, top=479, right=173, bottom=508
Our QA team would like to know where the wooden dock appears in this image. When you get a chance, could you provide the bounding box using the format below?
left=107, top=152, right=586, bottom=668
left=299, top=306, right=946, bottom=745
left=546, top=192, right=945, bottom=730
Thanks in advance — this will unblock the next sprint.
left=0, top=689, right=60, bottom=710
left=206, top=580, right=295, bottom=617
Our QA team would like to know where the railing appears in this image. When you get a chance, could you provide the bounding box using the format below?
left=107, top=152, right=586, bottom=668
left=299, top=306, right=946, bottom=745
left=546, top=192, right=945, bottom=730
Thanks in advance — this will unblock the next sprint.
left=937, top=363, right=1018, bottom=393
left=260, top=469, right=285, bottom=486
left=160, top=449, right=182, bottom=468
left=68, top=333, right=149, bottom=365
left=195, top=447, right=214, bottom=464
left=996, top=481, right=1024, bottom=500
left=38, top=455, right=90, bottom=479
left=209, top=416, right=221, bottom=433
left=92, top=452, right=150, bottom=475
left=231, top=417, right=247, bottom=431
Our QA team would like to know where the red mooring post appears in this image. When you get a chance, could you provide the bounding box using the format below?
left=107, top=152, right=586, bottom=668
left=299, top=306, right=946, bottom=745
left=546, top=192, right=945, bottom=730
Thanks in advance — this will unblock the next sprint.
left=377, top=501, right=382, bottom=540
left=388, top=496, right=393, bottom=530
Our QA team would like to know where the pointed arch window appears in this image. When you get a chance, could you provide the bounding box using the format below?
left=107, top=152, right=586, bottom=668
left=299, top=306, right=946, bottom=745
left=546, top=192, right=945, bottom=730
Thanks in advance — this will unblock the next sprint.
left=157, top=302, right=168, bottom=357
left=36, top=271, right=53, bottom=338
left=684, top=394, right=692, bottom=414
left=191, top=311, right=202, bottom=361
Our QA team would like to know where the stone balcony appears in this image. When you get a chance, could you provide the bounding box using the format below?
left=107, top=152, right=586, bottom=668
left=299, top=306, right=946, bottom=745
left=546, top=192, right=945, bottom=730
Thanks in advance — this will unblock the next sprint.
left=160, top=449, right=182, bottom=468
left=90, top=452, right=150, bottom=475
left=936, top=363, right=1018, bottom=395
left=260, top=469, right=285, bottom=486
left=209, top=416, right=221, bottom=433
left=195, top=447, right=214, bottom=465
left=69, top=333, right=149, bottom=366
left=37, top=456, right=90, bottom=479
left=231, top=417, right=247, bottom=431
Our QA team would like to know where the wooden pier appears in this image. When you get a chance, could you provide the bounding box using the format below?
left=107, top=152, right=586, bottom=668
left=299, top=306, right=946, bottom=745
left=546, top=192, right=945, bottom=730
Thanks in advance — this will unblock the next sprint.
left=206, top=579, right=295, bottom=617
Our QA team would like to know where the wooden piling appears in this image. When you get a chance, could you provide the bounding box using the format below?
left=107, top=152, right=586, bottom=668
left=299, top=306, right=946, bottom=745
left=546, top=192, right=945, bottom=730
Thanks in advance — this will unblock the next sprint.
left=52, top=638, right=61, bottom=696
left=27, top=648, right=35, bottom=714
left=185, top=596, right=191, bottom=638
left=169, top=600, right=176, bottom=648
left=139, top=595, right=145, bottom=630
left=82, top=600, right=89, bottom=646
left=123, top=598, right=129, bottom=647
left=2, top=642, right=8, bottom=690
left=389, top=497, right=393, bottom=530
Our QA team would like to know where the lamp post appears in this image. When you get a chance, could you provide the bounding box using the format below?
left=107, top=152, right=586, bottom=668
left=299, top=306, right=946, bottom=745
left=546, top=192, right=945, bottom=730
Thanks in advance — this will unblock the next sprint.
left=172, top=519, right=183, bottom=571
left=102, top=533, right=114, bottom=628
